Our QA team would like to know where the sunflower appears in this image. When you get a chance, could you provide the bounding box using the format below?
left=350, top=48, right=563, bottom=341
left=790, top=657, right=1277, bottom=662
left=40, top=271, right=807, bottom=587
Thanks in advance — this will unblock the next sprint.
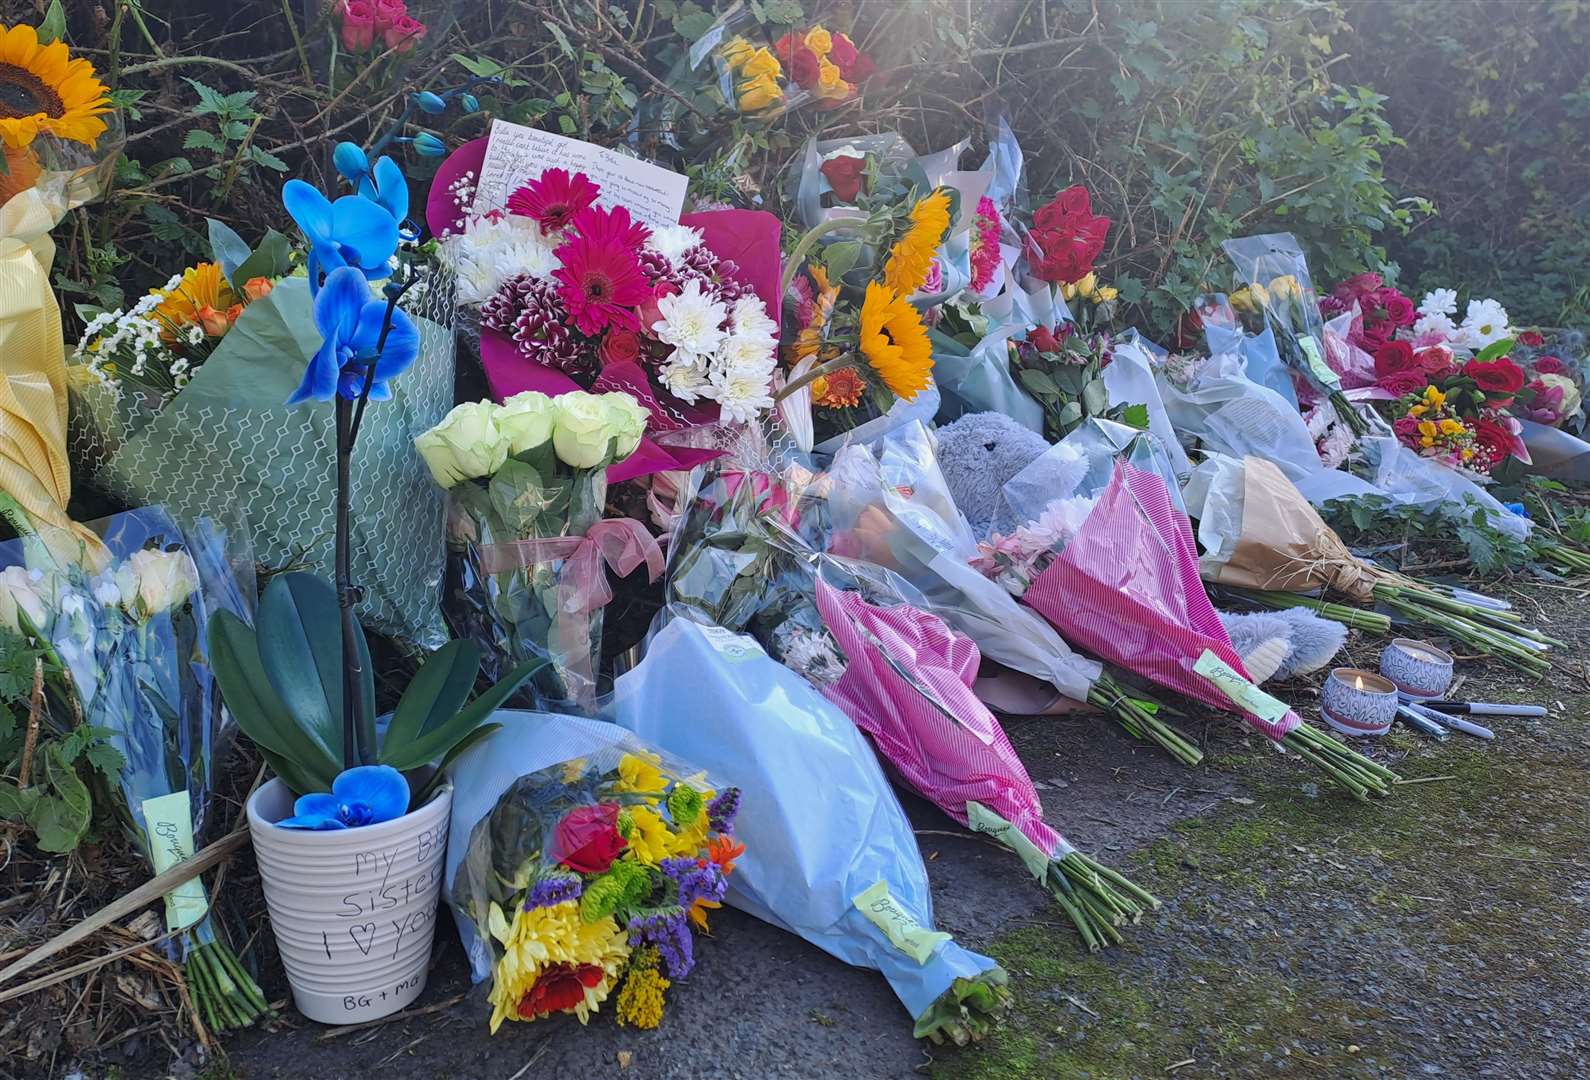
left=0, top=25, right=111, bottom=151
left=858, top=282, right=932, bottom=401
left=151, top=263, right=240, bottom=342
left=883, top=188, right=951, bottom=297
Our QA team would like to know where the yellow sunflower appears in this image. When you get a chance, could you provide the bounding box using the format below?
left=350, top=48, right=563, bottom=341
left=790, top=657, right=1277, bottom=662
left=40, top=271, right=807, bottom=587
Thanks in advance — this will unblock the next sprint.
left=858, top=282, right=933, bottom=401
left=883, top=189, right=952, bottom=297
left=151, top=263, right=240, bottom=342
left=0, top=24, right=111, bottom=151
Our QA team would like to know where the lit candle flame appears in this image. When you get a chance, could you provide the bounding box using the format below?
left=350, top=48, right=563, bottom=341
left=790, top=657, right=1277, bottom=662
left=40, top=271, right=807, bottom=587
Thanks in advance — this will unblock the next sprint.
left=1353, top=674, right=1364, bottom=690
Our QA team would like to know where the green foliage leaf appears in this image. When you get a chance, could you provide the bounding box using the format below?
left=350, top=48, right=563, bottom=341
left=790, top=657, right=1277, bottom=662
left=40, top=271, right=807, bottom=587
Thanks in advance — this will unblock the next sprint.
left=672, top=2, right=716, bottom=40
left=385, top=640, right=483, bottom=750
left=1473, top=339, right=1514, bottom=364
left=230, top=229, right=294, bottom=288
left=0, top=781, right=36, bottom=823
left=207, top=218, right=252, bottom=283
left=380, top=659, right=545, bottom=772
left=1119, top=402, right=1152, bottom=429
left=183, top=129, right=225, bottom=154
left=36, top=0, right=67, bottom=44
left=33, top=746, right=91, bottom=853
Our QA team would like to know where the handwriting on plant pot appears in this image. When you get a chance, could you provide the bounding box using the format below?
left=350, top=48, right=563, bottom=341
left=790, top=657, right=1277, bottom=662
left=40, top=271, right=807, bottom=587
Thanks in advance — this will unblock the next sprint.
left=342, top=970, right=424, bottom=1013
left=317, top=829, right=447, bottom=965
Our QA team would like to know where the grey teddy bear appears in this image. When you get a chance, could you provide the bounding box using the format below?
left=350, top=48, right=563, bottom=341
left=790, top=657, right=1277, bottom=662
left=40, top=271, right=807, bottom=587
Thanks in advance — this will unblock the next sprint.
left=935, top=411, right=1346, bottom=684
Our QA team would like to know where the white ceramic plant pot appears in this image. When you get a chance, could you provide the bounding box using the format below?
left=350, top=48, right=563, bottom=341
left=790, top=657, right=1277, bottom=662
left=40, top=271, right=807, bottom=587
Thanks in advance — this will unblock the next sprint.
left=246, top=777, right=451, bottom=1024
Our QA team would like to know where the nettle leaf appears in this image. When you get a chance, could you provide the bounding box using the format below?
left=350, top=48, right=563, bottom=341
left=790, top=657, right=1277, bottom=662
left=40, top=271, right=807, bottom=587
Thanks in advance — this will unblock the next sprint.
left=183, top=129, right=225, bottom=153
left=246, top=146, right=290, bottom=172
left=32, top=746, right=91, bottom=853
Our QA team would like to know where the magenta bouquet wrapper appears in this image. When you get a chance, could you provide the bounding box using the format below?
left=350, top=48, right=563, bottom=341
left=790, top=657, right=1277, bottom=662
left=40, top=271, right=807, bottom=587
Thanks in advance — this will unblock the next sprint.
left=1020, top=463, right=1300, bottom=741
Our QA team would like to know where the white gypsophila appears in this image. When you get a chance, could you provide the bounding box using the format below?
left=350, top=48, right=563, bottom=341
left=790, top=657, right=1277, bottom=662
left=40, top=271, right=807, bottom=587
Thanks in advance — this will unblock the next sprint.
left=1459, top=297, right=1511, bottom=350
left=646, top=224, right=704, bottom=264
left=709, top=366, right=776, bottom=424
left=1413, top=311, right=1458, bottom=342
left=729, top=295, right=777, bottom=342
left=660, top=357, right=713, bottom=403
left=1418, top=288, right=1459, bottom=318
left=445, top=216, right=560, bottom=304
left=652, top=279, right=728, bottom=359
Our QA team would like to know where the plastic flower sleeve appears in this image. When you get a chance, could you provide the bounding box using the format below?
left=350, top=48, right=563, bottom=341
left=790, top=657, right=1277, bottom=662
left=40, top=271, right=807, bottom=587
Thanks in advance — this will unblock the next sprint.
left=612, top=616, right=1008, bottom=1041
left=1099, top=332, right=1192, bottom=481
left=443, top=713, right=740, bottom=1031
left=824, top=421, right=1099, bottom=702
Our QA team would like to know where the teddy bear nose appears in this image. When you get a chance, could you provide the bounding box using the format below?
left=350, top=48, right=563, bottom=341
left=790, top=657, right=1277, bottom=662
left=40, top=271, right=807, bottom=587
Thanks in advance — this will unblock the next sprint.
left=983, top=441, right=997, bottom=452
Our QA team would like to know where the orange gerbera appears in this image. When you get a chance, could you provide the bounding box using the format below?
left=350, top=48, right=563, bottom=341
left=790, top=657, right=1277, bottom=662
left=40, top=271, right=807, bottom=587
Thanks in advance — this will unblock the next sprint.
left=0, top=24, right=111, bottom=150
left=706, top=834, right=745, bottom=876
left=883, top=189, right=951, bottom=297
left=812, top=366, right=865, bottom=409
left=151, top=262, right=240, bottom=342
left=858, top=282, right=932, bottom=401
left=792, top=264, right=840, bottom=364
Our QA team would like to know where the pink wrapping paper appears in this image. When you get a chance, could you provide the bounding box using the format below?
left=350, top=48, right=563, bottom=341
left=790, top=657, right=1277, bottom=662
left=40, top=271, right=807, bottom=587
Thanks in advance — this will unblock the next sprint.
left=813, top=579, right=1066, bottom=856
left=1020, top=464, right=1300, bottom=740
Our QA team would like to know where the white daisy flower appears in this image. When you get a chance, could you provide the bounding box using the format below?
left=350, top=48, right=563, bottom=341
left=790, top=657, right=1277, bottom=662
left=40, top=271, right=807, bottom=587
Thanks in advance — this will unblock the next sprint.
left=1417, top=288, right=1458, bottom=318
left=714, top=332, right=777, bottom=377
left=729, top=295, right=777, bottom=342
left=652, top=279, right=728, bottom=360
left=660, top=356, right=713, bottom=403
left=709, top=366, right=775, bottom=424
left=1413, top=311, right=1457, bottom=342
left=1458, top=297, right=1511, bottom=350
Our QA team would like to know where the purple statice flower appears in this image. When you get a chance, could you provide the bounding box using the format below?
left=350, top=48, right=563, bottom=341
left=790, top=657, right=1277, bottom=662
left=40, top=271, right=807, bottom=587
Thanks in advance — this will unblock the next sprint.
left=480, top=273, right=594, bottom=377
left=707, top=788, right=741, bottom=834
left=524, top=873, right=583, bottom=910
left=661, top=857, right=727, bottom=910
left=628, top=909, right=695, bottom=980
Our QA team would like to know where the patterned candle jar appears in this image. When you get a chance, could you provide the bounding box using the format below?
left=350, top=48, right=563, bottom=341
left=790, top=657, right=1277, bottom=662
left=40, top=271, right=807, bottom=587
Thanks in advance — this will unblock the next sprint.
left=1320, top=667, right=1398, bottom=737
left=1379, top=638, right=1454, bottom=699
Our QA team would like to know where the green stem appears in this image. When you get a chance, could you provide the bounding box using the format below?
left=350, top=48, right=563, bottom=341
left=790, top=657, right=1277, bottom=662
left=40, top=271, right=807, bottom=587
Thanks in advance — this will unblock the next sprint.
left=774, top=351, right=859, bottom=403
left=778, top=216, right=871, bottom=300
left=278, top=0, right=316, bottom=88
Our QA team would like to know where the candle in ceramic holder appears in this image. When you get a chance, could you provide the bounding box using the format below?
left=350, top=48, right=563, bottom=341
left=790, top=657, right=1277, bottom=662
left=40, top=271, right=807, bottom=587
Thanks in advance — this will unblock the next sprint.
left=1320, top=667, right=1398, bottom=737
left=1379, top=638, right=1455, bottom=699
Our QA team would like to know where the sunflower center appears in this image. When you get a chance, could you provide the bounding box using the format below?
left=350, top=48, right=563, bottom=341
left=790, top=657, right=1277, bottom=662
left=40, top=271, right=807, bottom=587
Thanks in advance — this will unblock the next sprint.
left=0, top=63, right=63, bottom=120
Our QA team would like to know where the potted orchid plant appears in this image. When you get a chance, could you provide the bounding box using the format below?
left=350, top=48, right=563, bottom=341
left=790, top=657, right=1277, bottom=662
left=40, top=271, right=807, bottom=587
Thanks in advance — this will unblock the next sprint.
left=209, top=146, right=542, bottom=1024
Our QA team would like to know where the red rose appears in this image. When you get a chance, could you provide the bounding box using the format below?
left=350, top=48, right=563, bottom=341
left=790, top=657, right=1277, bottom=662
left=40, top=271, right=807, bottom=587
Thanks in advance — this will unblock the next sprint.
left=1357, top=320, right=1393, bottom=351
left=600, top=328, right=641, bottom=366
left=552, top=803, right=626, bottom=874
left=1029, top=325, right=1060, bottom=352
left=843, top=49, right=875, bottom=82
left=1174, top=308, right=1206, bottom=350
left=1470, top=417, right=1514, bottom=470
left=1533, top=355, right=1567, bottom=375
left=339, top=0, right=376, bottom=50
left=1517, top=330, right=1545, bottom=347
left=1381, top=370, right=1428, bottom=397
left=1415, top=345, right=1456, bottom=378
left=1373, top=340, right=1418, bottom=381
left=1464, top=357, right=1526, bottom=399
left=790, top=45, right=821, bottom=89
left=1334, top=272, right=1383, bottom=299
left=637, top=280, right=679, bottom=329
left=829, top=32, right=859, bottom=72
left=819, top=153, right=867, bottom=202
left=772, top=32, right=799, bottom=66
left=1382, top=293, right=1416, bottom=326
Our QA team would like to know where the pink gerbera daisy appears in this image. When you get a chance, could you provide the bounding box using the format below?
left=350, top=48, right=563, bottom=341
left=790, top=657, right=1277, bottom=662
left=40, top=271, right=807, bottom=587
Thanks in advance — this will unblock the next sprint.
left=506, top=168, right=600, bottom=233
left=552, top=231, right=649, bottom=335
left=570, top=203, right=651, bottom=251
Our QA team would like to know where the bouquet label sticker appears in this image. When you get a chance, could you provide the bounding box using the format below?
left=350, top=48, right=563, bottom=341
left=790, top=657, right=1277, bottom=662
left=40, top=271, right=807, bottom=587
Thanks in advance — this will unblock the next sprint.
left=698, top=623, right=762, bottom=664
left=473, top=120, right=688, bottom=228
left=966, top=800, right=1051, bottom=882
left=140, top=790, right=209, bottom=932
left=851, top=881, right=951, bottom=965
left=1298, top=337, right=1343, bottom=392
left=1193, top=650, right=1289, bottom=725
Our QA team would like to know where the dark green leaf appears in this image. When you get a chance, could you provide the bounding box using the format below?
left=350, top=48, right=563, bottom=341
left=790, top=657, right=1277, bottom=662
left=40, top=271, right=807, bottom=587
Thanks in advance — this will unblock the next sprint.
left=1082, top=378, right=1110, bottom=415
left=0, top=781, right=36, bottom=822
left=381, top=659, right=546, bottom=771
left=36, top=0, right=66, bottom=44
left=385, top=640, right=483, bottom=750
left=207, top=219, right=252, bottom=283
left=32, top=746, right=90, bottom=853
left=230, top=230, right=294, bottom=288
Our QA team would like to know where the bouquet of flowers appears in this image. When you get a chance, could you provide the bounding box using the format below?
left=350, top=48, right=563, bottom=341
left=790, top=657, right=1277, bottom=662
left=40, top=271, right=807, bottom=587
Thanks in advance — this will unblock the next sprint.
left=980, top=445, right=1398, bottom=799
left=1319, top=272, right=1418, bottom=355
left=615, top=616, right=1007, bottom=1044
left=415, top=390, right=660, bottom=712
left=662, top=464, right=1162, bottom=947
left=695, top=15, right=875, bottom=117
left=445, top=717, right=742, bottom=1032
left=1370, top=336, right=1531, bottom=475
left=1512, top=329, right=1588, bottom=433
left=333, top=0, right=428, bottom=58
left=1223, top=233, right=1368, bottom=435
left=1, top=508, right=269, bottom=1031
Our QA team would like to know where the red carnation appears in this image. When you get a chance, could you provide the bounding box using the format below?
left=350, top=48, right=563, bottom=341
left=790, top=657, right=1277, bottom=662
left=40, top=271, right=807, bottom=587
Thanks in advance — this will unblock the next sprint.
left=517, top=963, right=607, bottom=1019
left=819, top=153, right=867, bottom=202
left=552, top=803, right=627, bottom=874
left=790, top=45, right=821, bottom=89
left=1464, top=357, right=1526, bottom=401
left=1373, top=341, right=1419, bottom=382
left=1029, top=325, right=1061, bottom=353
left=1517, top=329, right=1545, bottom=347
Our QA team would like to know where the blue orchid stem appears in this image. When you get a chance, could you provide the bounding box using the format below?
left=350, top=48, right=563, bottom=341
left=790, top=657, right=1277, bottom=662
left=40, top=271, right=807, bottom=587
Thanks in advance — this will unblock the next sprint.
left=364, top=75, right=502, bottom=161
left=335, top=263, right=423, bottom=769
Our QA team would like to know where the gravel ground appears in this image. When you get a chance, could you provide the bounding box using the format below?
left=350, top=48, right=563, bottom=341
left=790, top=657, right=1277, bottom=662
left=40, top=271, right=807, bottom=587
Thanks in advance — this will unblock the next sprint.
left=178, top=582, right=1590, bottom=1079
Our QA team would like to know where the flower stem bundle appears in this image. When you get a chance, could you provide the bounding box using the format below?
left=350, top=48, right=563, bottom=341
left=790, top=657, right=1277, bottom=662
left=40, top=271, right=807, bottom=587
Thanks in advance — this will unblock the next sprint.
left=1089, top=671, right=1204, bottom=766
left=1280, top=723, right=1399, bottom=801
left=1372, top=584, right=1554, bottom=675
left=1226, top=587, right=1393, bottom=634
left=1048, top=849, right=1161, bottom=951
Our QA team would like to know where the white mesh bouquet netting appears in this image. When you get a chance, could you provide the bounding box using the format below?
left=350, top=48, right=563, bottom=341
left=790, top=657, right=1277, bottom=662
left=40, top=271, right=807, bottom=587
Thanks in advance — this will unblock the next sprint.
left=67, top=267, right=456, bottom=647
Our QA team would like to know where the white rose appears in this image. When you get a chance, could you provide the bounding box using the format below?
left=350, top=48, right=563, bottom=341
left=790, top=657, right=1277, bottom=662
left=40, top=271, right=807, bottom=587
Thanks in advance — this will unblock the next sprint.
left=599, top=392, right=649, bottom=460
left=552, top=392, right=621, bottom=469
left=0, top=566, right=48, bottom=634
left=497, top=391, right=556, bottom=454
left=125, top=549, right=200, bottom=617
left=414, top=400, right=511, bottom=488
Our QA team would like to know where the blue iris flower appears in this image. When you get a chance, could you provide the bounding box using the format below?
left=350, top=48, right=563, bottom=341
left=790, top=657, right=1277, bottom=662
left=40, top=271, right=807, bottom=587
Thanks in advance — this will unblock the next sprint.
left=277, top=765, right=410, bottom=830
left=289, top=265, right=421, bottom=405
left=282, top=178, right=399, bottom=292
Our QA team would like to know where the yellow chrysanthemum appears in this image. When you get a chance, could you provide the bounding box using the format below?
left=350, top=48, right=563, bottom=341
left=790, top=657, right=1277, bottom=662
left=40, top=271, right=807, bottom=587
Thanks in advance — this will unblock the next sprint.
left=883, top=189, right=952, bottom=297
left=623, top=805, right=676, bottom=866
left=615, top=948, right=670, bottom=1029
left=613, top=751, right=666, bottom=803
left=484, top=899, right=629, bottom=1034
left=858, top=282, right=933, bottom=402
left=151, top=262, right=239, bottom=342
left=0, top=24, right=111, bottom=150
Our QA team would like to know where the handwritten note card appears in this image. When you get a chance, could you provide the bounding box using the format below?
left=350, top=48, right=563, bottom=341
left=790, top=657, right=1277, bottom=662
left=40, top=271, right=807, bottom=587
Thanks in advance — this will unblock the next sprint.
left=472, top=120, right=688, bottom=230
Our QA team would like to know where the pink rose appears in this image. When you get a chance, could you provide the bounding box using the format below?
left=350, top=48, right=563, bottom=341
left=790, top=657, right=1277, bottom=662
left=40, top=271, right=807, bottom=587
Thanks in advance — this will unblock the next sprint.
left=373, top=0, right=406, bottom=27
left=637, top=280, right=679, bottom=330
left=384, top=13, right=426, bottom=53
left=339, top=0, right=376, bottom=51
left=1382, top=370, right=1428, bottom=397
left=599, top=328, right=641, bottom=366
left=1382, top=293, right=1416, bottom=326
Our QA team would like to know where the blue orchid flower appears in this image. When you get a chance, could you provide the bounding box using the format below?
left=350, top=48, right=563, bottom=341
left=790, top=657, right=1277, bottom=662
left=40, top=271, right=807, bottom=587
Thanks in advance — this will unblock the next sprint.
left=289, top=265, right=421, bottom=405
left=282, top=178, right=399, bottom=292
left=411, top=132, right=447, bottom=158
left=277, top=765, right=410, bottom=830
left=414, top=91, right=447, bottom=114
left=332, top=141, right=370, bottom=186
left=357, top=155, right=409, bottom=225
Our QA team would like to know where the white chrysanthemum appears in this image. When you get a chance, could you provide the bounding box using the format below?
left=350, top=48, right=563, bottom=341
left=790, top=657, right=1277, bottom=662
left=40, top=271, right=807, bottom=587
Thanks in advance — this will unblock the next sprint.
left=446, top=217, right=560, bottom=304
left=1417, top=288, right=1458, bottom=318
left=660, top=357, right=713, bottom=403
left=652, top=279, right=727, bottom=359
left=714, top=332, right=777, bottom=378
left=1459, top=297, right=1511, bottom=350
left=709, top=366, right=775, bottom=424
left=646, top=224, right=704, bottom=264
left=1413, top=311, right=1457, bottom=342
left=729, top=295, right=777, bottom=342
